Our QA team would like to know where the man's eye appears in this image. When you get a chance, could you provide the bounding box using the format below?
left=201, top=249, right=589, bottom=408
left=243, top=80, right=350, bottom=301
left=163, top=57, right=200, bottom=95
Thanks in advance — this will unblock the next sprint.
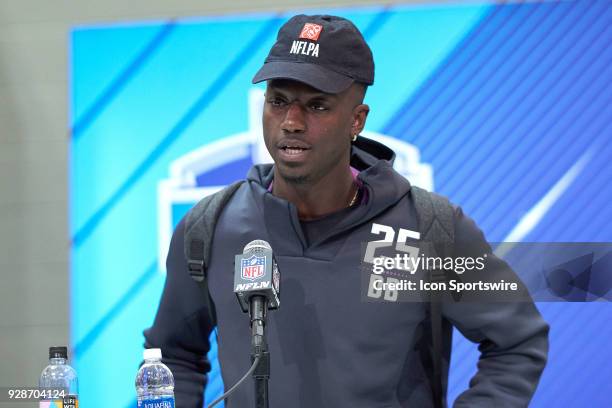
left=310, top=103, right=328, bottom=111
left=268, top=98, right=286, bottom=107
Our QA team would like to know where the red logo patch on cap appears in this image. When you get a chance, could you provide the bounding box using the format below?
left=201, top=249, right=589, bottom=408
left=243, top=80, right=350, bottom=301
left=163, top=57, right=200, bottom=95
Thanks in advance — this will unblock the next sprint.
left=299, top=23, right=323, bottom=41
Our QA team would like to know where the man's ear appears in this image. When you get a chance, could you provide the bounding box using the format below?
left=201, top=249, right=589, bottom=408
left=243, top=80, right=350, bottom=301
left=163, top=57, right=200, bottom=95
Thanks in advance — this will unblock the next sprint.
left=351, top=104, right=370, bottom=138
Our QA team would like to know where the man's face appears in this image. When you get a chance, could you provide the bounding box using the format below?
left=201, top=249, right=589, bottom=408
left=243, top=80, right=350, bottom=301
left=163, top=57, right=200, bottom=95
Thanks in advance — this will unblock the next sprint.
left=262, top=79, right=368, bottom=185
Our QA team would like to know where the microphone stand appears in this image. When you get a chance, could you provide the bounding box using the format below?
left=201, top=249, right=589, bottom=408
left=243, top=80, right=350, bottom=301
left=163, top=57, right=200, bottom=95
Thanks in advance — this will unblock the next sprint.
left=250, top=295, right=270, bottom=408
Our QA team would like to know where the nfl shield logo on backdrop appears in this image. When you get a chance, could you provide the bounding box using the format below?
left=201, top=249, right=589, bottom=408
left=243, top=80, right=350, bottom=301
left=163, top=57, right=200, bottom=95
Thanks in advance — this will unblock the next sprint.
left=241, top=255, right=266, bottom=280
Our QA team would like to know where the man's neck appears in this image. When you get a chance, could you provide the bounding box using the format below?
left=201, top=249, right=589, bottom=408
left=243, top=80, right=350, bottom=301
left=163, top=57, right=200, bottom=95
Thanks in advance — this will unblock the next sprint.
left=272, top=168, right=356, bottom=220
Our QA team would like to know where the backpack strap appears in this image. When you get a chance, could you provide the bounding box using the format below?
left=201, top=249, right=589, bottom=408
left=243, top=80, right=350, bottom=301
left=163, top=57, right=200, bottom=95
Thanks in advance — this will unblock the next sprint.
left=411, top=186, right=454, bottom=408
left=184, top=180, right=245, bottom=326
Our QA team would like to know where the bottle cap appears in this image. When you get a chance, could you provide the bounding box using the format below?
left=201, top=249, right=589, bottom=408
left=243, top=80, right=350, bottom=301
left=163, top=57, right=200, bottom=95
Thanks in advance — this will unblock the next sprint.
left=143, top=348, right=162, bottom=360
left=49, top=346, right=68, bottom=359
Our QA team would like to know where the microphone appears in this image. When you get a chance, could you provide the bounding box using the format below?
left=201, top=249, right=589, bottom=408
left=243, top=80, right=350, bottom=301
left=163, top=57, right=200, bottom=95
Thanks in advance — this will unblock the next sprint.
left=234, top=240, right=280, bottom=315
left=233, top=240, right=280, bottom=408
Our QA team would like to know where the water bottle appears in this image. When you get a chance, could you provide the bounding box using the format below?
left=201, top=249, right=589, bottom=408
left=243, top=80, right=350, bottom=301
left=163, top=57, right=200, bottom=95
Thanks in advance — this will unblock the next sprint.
left=39, top=346, right=78, bottom=408
left=136, top=348, right=175, bottom=408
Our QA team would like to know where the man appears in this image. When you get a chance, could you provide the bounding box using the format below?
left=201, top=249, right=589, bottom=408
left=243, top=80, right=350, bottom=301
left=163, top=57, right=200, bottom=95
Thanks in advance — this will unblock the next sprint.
left=145, top=14, right=548, bottom=407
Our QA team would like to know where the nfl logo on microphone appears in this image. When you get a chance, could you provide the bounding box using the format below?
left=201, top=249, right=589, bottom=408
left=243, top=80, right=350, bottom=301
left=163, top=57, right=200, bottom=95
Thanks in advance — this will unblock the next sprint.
left=241, top=256, right=266, bottom=280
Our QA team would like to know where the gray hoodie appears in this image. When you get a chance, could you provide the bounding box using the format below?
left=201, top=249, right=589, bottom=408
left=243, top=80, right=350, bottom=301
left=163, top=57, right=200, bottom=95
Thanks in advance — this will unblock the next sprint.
left=144, top=138, right=548, bottom=407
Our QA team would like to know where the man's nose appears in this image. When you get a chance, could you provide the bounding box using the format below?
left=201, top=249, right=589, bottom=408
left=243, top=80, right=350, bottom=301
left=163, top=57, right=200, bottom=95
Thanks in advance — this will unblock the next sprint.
left=281, top=102, right=306, bottom=133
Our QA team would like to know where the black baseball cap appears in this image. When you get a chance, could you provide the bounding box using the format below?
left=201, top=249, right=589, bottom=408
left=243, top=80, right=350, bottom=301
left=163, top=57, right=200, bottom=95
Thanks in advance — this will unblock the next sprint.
left=252, top=15, right=374, bottom=93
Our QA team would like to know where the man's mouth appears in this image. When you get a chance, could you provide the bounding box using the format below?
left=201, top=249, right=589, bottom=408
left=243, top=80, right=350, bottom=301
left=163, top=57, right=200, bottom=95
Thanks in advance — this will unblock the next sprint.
left=276, top=141, right=311, bottom=161
left=277, top=141, right=311, bottom=155
left=280, top=146, right=309, bottom=155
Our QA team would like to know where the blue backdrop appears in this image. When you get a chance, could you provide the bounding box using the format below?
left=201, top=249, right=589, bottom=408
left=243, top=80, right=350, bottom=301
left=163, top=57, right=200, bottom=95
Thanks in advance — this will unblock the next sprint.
left=70, top=1, right=612, bottom=407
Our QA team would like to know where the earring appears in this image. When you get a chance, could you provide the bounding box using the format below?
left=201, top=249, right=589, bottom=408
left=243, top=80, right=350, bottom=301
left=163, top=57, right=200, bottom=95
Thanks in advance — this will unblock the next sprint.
left=352, top=134, right=358, bottom=142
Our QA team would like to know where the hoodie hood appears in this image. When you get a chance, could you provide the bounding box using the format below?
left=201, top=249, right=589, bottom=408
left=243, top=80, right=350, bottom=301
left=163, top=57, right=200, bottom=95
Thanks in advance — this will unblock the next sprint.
left=350, top=135, right=395, bottom=170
